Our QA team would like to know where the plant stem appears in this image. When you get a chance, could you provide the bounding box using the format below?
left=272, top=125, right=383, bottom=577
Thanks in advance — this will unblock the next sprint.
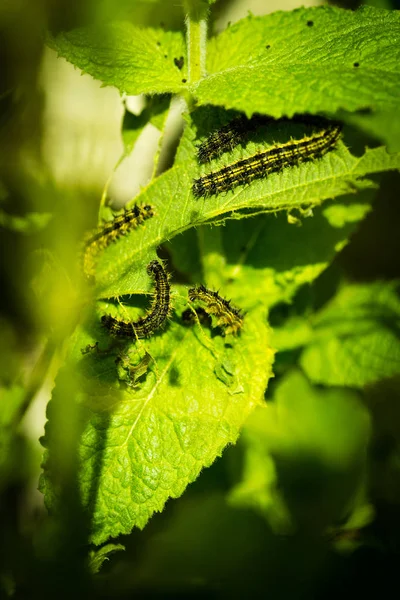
left=184, top=0, right=208, bottom=84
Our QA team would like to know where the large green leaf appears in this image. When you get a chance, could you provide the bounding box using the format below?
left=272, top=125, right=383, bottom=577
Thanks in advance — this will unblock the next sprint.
left=193, top=6, right=400, bottom=117
left=47, top=24, right=187, bottom=95
left=40, top=296, right=274, bottom=544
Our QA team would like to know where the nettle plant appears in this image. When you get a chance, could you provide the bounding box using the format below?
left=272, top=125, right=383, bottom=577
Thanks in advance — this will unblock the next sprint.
left=40, top=0, right=400, bottom=559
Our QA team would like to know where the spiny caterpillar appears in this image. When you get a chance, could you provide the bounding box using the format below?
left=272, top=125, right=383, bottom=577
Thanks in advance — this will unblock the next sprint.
left=192, top=123, right=342, bottom=198
left=82, top=204, right=154, bottom=280
left=197, top=114, right=272, bottom=164
left=197, top=114, right=335, bottom=164
left=188, top=285, right=244, bottom=335
left=101, top=259, right=171, bottom=339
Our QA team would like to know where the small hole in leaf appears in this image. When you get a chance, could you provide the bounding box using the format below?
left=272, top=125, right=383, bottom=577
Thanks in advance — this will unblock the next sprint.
left=307, top=20, right=314, bottom=27
left=353, top=62, right=360, bottom=67
left=266, top=44, right=271, bottom=49
left=174, top=56, right=184, bottom=70
left=182, top=78, right=187, bottom=83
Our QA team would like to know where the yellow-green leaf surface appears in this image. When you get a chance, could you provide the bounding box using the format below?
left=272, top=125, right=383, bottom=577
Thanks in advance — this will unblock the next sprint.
left=40, top=298, right=274, bottom=544
left=192, top=6, right=400, bottom=118
left=300, top=280, right=400, bottom=387
left=229, top=370, right=371, bottom=533
left=47, top=24, right=187, bottom=95
left=94, top=109, right=400, bottom=299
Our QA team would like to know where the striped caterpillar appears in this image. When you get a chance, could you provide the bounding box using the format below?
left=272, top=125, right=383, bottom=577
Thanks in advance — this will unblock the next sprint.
left=82, top=204, right=154, bottom=280
left=197, top=114, right=272, bottom=164
left=101, top=260, right=171, bottom=339
left=188, top=285, right=244, bottom=336
left=193, top=122, right=342, bottom=198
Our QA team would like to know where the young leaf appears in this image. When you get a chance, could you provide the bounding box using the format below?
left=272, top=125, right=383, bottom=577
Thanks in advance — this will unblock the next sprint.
left=193, top=6, right=400, bottom=117
left=47, top=25, right=187, bottom=95
left=88, top=543, right=125, bottom=574
left=300, top=280, right=400, bottom=387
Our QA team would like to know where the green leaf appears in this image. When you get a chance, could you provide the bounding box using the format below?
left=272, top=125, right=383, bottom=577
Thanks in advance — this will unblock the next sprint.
left=47, top=24, right=187, bottom=95
left=272, top=316, right=314, bottom=353
left=300, top=280, right=400, bottom=387
left=120, top=96, right=171, bottom=162
left=165, top=186, right=372, bottom=349
left=192, top=6, right=400, bottom=117
left=229, top=370, right=371, bottom=533
left=88, top=543, right=125, bottom=574
left=40, top=298, right=275, bottom=544
left=120, top=109, right=152, bottom=161
left=95, top=109, right=400, bottom=299
left=165, top=186, right=368, bottom=323
left=206, top=192, right=373, bottom=309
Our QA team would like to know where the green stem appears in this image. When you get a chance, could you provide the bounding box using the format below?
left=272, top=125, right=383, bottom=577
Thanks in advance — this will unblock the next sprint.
left=184, top=1, right=208, bottom=84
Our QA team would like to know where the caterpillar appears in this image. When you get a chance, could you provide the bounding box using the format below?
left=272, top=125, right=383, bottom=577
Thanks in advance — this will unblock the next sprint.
left=197, top=114, right=272, bottom=164
left=197, top=114, right=335, bottom=164
left=188, top=285, right=244, bottom=335
left=101, top=259, right=171, bottom=339
left=192, top=123, right=342, bottom=198
left=82, top=204, right=154, bottom=280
